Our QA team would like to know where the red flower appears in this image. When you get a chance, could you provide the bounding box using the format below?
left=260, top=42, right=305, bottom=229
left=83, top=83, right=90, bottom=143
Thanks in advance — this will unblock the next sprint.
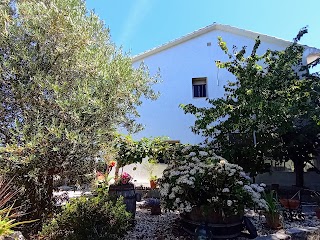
left=108, top=161, right=116, bottom=167
left=117, top=172, right=132, bottom=185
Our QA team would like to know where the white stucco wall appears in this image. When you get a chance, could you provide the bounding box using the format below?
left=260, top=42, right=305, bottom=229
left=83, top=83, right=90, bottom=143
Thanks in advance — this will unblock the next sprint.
left=256, top=171, right=320, bottom=191
left=132, top=30, right=289, bottom=144
left=108, top=158, right=168, bottom=187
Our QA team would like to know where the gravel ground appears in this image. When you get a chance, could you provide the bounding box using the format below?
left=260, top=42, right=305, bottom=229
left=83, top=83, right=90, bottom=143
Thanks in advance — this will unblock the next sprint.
left=53, top=191, right=320, bottom=239
left=245, top=209, right=320, bottom=236
left=124, top=205, right=320, bottom=240
left=124, top=207, right=186, bottom=240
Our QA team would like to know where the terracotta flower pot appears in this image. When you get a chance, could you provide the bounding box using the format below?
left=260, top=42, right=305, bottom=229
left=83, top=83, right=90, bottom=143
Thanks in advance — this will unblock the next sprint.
left=150, top=180, right=157, bottom=189
left=315, top=208, right=320, bottom=219
left=279, top=199, right=300, bottom=210
left=151, top=205, right=161, bottom=215
left=265, top=212, right=282, bottom=230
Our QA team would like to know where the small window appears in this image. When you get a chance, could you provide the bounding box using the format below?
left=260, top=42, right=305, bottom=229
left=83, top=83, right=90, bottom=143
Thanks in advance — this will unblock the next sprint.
left=192, top=77, right=207, bottom=98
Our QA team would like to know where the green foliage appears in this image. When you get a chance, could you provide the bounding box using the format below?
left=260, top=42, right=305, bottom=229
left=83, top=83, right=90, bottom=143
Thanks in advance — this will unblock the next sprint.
left=0, top=177, right=37, bottom=237
left=263, top=190, right=279, bottom=215
left=149, top=175, right=158, bottom=181
left=112, top=134, right=175, bottom=168
left=0, top=212, right=37, bottom=237
left=113, top=135, right=151, bottom=168
left=181, top=28, right=320, bottom=184
left=0, top=177, right=19, bottom=237
left=263, top=190, right=282, bottom=228
left=40, top=194, right=132, bottom=240
left=0, top=0, right=159, bottom=232
left=0, top=217, right=15, bottom=237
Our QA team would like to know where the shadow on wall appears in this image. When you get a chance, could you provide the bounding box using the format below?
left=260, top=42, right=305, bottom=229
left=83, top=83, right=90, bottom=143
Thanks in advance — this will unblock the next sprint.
left=108, top=158, right=168, bottom=187
left=256, top=172, right=320, bottom=191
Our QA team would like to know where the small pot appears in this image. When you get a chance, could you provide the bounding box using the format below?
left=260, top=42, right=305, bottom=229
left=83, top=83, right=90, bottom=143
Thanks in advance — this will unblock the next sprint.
left=265, top=212, right=282, bottom=230
left=151, top=205, right=161, bottom=215
left=315, top=208, right=320, bottom=219
left=135, top=192, right=142, bottom=202
left=150, top=180, right=157, bottom=189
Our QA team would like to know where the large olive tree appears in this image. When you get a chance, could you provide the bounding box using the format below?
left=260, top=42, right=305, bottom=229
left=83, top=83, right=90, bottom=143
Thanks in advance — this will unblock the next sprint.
left=0, top=0, right=159, bottom=231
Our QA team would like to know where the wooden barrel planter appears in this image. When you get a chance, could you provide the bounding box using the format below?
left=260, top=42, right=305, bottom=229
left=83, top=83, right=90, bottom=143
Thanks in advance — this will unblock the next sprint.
left=180, top=207, right=243, bottom=239
left=109, top=184, right=136, bottom=218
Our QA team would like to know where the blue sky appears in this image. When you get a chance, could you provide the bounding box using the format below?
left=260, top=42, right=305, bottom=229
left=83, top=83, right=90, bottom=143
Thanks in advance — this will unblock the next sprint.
left=85, top=0, right=319, bottom=56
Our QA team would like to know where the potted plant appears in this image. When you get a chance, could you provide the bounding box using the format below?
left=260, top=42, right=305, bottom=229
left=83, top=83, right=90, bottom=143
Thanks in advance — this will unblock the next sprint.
left=149, top=175, right=158, bottom=189
left=143, top=159, right=158, bottom=189
left=159, top=145, right=268, bottom=239
left=263, top=190, right=282, bottom=229
left=143, top=198, right=161, bottom=215
left=109, top=172, right=137, bottom=217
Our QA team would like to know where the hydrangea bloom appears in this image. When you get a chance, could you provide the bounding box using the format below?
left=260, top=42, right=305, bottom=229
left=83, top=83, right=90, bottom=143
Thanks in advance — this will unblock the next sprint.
left=159, top=145, right=268, bottom=217
left=222, top=188, right=230, bottom=193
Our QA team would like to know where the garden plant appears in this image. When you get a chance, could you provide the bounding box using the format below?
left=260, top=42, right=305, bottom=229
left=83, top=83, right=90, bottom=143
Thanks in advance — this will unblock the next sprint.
left=40, top=191, right=132, bottom=240
left=181, top=28, right=320, bottom=186
left=0, top=0, right=159, bottom=234
left=160, top=145, right=268, bottom=219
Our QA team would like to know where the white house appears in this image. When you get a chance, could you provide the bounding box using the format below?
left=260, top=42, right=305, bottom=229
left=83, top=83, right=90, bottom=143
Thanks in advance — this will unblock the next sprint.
left=132, top=23, right=319, bottom=145
left=123, top=23, right=320, bottom=189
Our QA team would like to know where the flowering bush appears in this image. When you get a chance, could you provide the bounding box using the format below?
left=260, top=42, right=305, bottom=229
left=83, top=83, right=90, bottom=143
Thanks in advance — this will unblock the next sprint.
left=115, top=172, right=132, bottom=185
left=159, top=145, right=268, bottom=217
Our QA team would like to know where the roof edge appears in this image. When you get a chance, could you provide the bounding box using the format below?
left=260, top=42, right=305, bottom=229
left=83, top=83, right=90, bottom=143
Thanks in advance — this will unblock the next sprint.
left=132, top=23, right=294, bottom=62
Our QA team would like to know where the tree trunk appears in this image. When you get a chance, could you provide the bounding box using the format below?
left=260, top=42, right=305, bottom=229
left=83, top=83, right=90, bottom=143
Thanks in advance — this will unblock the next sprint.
left=47, top=174, right=54, bottom=206
left=294, top=160, right=304, bottom=187
left=23, top=173, right=55, bottom=234
left=115, top=164, right=120, bottom=179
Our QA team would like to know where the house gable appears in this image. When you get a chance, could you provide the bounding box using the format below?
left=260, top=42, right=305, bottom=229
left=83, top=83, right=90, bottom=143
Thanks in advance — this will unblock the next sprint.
left=132, top=23, right=293, bottom=62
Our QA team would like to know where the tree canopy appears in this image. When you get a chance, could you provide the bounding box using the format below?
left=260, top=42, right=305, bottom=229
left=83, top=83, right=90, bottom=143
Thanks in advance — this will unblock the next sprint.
left=0, top=0, right=159, bottom=230
left=182, top=28, right=320, bottom=186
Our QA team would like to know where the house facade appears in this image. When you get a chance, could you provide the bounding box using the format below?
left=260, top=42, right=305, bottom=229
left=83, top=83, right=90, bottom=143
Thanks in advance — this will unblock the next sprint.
left=125, top=23, right=320, bottom=189
left=132, top=23, right=318, bottom=145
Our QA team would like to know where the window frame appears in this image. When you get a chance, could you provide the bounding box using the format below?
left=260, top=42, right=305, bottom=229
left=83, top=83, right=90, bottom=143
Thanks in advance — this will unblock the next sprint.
left=192, top=77, right=207, bottom=98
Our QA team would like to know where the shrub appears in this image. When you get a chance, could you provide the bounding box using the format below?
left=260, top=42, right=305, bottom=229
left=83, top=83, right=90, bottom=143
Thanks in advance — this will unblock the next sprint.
left=0, top=177, right=37, bottom=237
left=40, top=194, right=132, bottom=240
left=159, top=145, right=268, bottom=217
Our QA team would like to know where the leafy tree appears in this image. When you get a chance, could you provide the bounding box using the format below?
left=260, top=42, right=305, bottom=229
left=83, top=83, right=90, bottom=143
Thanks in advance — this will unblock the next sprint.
left=109, top=134, right=175, bottom=178
left=182, top=28, right=320, bottom=187
left=0, top=0, right=159, bottom=232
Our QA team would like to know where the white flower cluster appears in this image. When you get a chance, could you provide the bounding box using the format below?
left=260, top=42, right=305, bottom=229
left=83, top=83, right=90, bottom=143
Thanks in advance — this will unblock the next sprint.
left=243, top=183, right=268, bottom=210
left=159, top=145, right=268, bottom=215
left=160, top=183, right=170, bottom=196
